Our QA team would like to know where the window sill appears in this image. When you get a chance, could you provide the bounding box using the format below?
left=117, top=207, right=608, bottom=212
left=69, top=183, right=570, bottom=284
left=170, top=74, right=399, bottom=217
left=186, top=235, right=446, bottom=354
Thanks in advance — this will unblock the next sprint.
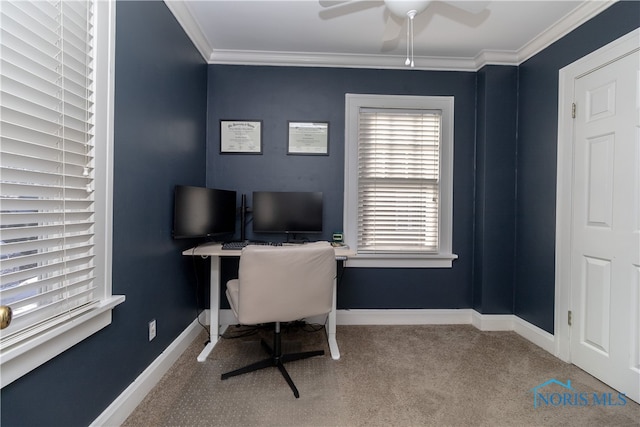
left=0, top=295, right=125, bottom=388
left=345, top=253, right=458, bottom=268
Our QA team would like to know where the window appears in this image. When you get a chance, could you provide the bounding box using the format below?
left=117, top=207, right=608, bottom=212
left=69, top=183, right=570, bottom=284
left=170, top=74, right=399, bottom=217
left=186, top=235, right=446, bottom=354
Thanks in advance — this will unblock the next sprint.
left=0, top=0, right=123, bottom=387
left=344, top=94, right=457, bottom=268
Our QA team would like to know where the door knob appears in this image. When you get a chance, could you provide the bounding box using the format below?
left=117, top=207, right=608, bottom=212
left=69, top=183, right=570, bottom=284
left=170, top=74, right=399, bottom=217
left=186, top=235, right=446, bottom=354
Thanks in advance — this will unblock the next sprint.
left=0, top=305, right=12, bottom=330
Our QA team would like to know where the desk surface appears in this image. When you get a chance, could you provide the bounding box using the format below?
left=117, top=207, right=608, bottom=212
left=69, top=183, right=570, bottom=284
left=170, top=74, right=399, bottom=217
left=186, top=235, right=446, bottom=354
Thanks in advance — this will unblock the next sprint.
left=183, top=241, right=354, bottom=259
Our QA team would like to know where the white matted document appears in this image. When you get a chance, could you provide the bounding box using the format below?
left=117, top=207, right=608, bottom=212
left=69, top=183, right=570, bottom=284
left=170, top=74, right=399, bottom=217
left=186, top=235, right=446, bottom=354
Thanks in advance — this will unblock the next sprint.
left=220, top=120, right=262, bottom=153
left=288, top=122, right=329, bottom=155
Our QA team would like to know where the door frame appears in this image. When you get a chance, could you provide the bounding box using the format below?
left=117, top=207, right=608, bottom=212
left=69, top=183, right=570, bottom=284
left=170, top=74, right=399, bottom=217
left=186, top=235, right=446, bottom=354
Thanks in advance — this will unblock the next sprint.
left=555, top=28, right=639, bottom=362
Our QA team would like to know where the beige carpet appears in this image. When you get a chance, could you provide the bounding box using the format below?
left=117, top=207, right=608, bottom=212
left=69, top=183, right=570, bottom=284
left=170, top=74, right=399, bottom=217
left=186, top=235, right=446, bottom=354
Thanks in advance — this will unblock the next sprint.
left=123, top=324, right=640, bottom=426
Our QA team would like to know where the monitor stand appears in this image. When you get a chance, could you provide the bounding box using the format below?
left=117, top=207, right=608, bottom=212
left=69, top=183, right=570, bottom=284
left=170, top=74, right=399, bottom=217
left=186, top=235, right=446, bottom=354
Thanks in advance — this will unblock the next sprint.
left=240, top=193, right=247, bottom=241
left=285, top=234, right=307, bottom=244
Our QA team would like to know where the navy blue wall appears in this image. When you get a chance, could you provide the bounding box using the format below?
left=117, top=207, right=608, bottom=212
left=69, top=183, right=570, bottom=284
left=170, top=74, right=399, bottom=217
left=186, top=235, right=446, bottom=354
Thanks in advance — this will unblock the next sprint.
left=473, top=65, right=518, bottom=314
left=2, top=1, right=638, bottom=425
left=514, top=1, right=639, bottom=333
left=0, top=2, right=208, bottom=426
left=207, top=66, right=478, bottom=310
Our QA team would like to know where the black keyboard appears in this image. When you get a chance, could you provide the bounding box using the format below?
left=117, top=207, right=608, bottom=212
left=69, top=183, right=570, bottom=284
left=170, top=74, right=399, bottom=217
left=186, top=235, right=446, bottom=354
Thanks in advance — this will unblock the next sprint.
left=221, top=241, right=282, bottom=250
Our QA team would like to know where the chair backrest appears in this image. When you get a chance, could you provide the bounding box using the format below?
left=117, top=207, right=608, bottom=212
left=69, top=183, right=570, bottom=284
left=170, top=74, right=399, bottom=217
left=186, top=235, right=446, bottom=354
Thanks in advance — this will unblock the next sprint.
left=234, top=241, right=336, bottom=325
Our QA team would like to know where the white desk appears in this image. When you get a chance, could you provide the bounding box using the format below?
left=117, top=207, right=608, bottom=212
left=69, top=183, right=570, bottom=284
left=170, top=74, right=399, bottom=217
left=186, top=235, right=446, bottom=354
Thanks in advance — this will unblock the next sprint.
left=183, top=242, right=353, bottom=362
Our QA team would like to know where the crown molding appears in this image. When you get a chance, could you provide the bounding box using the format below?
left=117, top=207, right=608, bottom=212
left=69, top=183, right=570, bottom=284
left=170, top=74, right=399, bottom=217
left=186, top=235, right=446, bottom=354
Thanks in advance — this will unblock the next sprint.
left=514, top=0, right=617, bottom=65
left=166, top=0, right=618, bottom=71
left=474, top=50, right=520, bottom=68
left=163, top=0, right=212, bottom=62
left=208, top=49, right=480, bottom=71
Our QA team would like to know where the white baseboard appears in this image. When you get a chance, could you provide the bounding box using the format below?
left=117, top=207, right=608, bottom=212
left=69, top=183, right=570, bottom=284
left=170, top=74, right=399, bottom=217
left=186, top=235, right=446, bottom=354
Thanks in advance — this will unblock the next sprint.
left=469, top=311, right=555, bottom=353
left=471, top=310, right=515, bottom=331
left=512, top=315, right=555, bottom=354
left=98, top=309, right=555, bottom=426
left=336, top=309, right=555, bottom=353
left=90, top=315, right=205, bottom=427
left=221, top=308, right=478, bottom=327
left=336, top=308, right=473, bottom=325
left=222, top=308, right=555, bottom=352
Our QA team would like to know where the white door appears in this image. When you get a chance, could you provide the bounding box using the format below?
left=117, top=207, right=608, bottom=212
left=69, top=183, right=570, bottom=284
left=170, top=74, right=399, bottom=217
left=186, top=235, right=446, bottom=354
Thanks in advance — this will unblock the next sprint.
left=570, top=49, right=640, bottom=403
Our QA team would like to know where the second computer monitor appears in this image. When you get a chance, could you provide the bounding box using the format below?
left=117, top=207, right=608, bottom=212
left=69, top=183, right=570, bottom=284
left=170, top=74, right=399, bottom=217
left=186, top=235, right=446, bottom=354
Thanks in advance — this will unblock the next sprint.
left=252, top=191, right=323, bottom=235
left=172, top=185, right=236, bottom=239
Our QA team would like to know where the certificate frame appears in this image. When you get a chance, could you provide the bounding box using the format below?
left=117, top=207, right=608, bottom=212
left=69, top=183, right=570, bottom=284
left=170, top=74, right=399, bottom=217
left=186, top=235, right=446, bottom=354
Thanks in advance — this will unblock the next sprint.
left=220, top=120, right=263, bottom=154
left=287, top=121, right=329, bottom=156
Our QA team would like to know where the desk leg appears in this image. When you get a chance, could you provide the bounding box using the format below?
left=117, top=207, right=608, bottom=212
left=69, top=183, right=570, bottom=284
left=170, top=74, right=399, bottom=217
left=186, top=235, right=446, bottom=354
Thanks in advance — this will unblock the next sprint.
left=326, top=276, right=340, bottom=360
left=197, top=255, right=220, bottom=362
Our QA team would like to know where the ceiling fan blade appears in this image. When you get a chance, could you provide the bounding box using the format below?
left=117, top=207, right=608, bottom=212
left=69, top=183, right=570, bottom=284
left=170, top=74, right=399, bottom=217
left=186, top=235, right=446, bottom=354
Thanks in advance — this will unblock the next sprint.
left=319, top=0, right=351, bottom=7
left=442, top=0, right=490, bottom=14
left=381, top=13, right=404, bottom=43
left=319, top=0, right=384, bottom=20
left=320, top=0, right=345, bottom=5
left=380, top=14, right=404, bottom=51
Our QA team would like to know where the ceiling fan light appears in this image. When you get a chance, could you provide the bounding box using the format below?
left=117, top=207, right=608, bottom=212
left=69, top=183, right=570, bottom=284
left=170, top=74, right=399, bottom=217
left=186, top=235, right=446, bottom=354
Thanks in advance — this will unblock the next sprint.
left=383, top=0, right=431, bottom=18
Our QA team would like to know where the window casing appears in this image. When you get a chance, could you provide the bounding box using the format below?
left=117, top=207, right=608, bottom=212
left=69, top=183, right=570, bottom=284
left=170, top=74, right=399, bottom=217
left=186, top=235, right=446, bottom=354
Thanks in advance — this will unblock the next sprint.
left=344, top=94, right=457, bottom=268
left=0, top=0, right=123, bottom=387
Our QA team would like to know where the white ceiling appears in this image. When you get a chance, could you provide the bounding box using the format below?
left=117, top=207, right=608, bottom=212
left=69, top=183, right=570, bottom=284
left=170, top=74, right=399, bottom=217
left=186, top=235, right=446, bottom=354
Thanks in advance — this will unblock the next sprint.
left=164, top=0, right=616, bottom=71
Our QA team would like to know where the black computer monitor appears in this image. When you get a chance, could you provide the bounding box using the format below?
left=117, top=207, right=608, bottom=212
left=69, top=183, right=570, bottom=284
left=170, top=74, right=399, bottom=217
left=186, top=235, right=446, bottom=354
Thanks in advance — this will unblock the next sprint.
left=252, top=191, right=323, bottom=235
left=172, top=185, right=236, bottom=239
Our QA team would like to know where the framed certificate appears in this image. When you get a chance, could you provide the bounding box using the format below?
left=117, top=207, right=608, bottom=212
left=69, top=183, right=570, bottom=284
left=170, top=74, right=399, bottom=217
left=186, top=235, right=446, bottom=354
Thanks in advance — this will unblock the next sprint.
left=220, top=120, right=262, bottom=154
left=287, top=121, right=329, bottom=155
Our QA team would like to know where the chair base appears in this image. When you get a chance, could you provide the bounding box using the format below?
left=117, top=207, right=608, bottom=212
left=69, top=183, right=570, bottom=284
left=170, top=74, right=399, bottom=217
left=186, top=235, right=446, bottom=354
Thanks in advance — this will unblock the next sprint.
left=221, top=329, right=324, bottom=398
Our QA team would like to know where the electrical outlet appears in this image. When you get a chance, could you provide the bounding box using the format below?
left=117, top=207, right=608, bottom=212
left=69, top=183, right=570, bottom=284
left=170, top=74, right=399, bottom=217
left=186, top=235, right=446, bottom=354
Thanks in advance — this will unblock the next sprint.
left=148, top=319, right=156, bottom=341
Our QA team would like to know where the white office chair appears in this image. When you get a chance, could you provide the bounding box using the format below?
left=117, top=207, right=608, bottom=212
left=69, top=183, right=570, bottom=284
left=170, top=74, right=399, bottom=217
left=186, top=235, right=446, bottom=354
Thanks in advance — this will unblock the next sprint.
left=220, top=241, right=336, bottom=398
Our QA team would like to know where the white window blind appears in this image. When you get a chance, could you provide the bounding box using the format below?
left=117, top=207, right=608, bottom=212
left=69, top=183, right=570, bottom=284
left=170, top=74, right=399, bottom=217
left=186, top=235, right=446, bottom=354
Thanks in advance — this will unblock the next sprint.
left=344, top=94, right=456, bottom=268
left=0, top=0, right=98, bottom=346
left=357, top=108, right=441, bottom=253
